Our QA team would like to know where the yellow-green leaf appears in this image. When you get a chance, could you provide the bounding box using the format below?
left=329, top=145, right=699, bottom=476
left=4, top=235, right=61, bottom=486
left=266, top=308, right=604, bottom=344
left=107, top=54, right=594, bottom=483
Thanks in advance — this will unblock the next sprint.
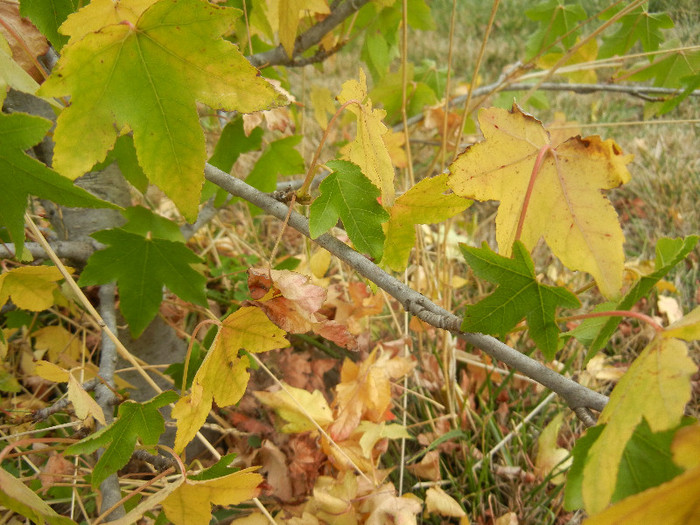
left=278, top=0, right=329, bottom=58
left=0, top=467, right=76, bottom=525
left=672, top=423, right=700, bottom=471
left=337, top=68, right=396, bottom=206
left=0, top=266, right=66, bottom=311
left=663, top=306, right=700, bottom=341
left=254, top=382, right=333, bottom=433
left=39, top=0, right=286, bottom=220
left=172, top=307, right=288, bottom=453
left=383, top=173, right=471, bottom=271
left=582, top=337, right=696, bottom=513
left=161, top=467, right=262, bottom=525
left=447, top=104, right=633, bottom=299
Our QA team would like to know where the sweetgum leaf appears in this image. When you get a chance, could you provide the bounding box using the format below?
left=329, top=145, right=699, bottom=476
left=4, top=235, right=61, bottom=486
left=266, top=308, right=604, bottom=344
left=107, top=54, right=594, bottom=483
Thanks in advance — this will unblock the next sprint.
left=66, top=391, right=179, bottom=487
left=38, top=0, right=286, bottom=220
left=525, top=0, right=587, bottom=60
left=309, top=160, right=389, bottom=261
left=19, top=0, right=78, bottom=50
left=447, top=104, right=633, bottom=299
left=581, top=337, right=696, bottom=513
left=459, top=241, right=580, bottom=359
left=598, top=5, right=674, bottom=59
left=583, top=235, right=698, bottom=362
left=383, top=173, right=470, bottom=271
left=78, top=229, right=207, bottom=337
left=0, top=112, right=118, bottom=259
left=0, top=467, right=76, bottom=525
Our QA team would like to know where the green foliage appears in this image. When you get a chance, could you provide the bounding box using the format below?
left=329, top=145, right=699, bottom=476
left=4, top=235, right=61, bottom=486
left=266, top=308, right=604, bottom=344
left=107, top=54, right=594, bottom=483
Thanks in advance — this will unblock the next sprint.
left=459, top=241, right=580, bottom=359
left=0, top=112, right=118, bottom=258
left=598, top=4, right=674, bottom=59
left=78, top=228, right=207, bottom=336
left=525, top=0, right=587, bottom=60
left=19, top=0, right=79, bottom=50
left=309, top=160, right=389, bottom=261
left=66, top=391, right=179, bottom=487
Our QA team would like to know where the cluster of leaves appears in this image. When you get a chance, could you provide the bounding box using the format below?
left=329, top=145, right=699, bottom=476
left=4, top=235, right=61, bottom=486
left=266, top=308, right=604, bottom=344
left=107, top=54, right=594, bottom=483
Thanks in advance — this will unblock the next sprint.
left=1, top=0, right=699, bottom=524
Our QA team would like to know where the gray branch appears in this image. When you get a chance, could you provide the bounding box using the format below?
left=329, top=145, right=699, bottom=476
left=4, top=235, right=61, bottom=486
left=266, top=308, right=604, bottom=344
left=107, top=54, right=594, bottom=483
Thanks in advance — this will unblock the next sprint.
left=248, top=0, right=371, bottom=68
left=95, top=283, right=126, bottom=521
left=204, top=163, right=609, bottom=422
left=0, top=241, right=94, bottom=264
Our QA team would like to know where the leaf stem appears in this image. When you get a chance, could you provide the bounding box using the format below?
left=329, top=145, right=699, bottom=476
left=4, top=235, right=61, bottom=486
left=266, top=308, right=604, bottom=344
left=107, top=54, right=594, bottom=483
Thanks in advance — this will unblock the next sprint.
left=297, top=99, right=361, bottom=202
left=563, top=310, right=664, bottom=333
left=516, top=144, right=552, bottom=244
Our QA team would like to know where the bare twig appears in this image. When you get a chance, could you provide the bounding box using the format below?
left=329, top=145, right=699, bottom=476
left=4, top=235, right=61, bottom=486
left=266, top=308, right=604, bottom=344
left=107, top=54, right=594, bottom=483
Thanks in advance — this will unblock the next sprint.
left=0, top=240, right=94, bottom=264
left=204, top=164, right=609, bottom=421
left=248, top=0, right=370, bottom=68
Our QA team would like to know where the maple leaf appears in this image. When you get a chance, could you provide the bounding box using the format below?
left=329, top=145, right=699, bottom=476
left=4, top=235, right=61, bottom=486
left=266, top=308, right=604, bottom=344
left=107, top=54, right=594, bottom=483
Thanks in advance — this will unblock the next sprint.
left=66, top=391, right=178, bottom=487
left=598, top=5, right=674, bottom=59
left=309, top=160, right=389, bottom=262
left=337, top=69, right=396, bottom=206
left=664, top=306, right=700, bottom=341
left=0, top=33, right=40, bottom=104
left=248, top=268, right=358, bottom=349
left=18, top=0, right=77, bottom=50
left=78, top=228, right=207, bottom=337
left=524, top=0, right=587, bottom=60
left=425, top=486, right=467, bottom=518
left=460, top=241, right=580, bottom=359
left=534, top=413, right=571, bottom=484
left=254, top=382, right=333, bottom=433
left=172, top=306, right=288, bottom=453
left=383, top=173, right=471, bottom=271
left=583, top=235, right=698, bottom=362
left=581, top=337, right=696, bottom=514
left=538, top=37, right=599, bottom=84
left=161, top=465, right=262, bottom=525
left=0, top=112, right=118, bottom=259
left=329, top=349, right=415, bottom=441
left=278, top=0, right=330, bottom=58
left=0, top=266, right=67, bottom=312
left=38, top=0, right=286, bottom=220
left=447, top=104, right=633, bottom=299
left=0, top=467, right=77, bottom=525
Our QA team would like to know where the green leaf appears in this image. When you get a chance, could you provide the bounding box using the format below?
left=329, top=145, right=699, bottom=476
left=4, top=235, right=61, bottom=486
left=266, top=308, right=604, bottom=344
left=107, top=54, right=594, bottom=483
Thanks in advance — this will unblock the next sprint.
left=66, top=391, right=179, bottom=487
left=459, top=241, right=580, bottom=359
left=0, top=467, right=77, bottom=525
left=190, top=453, right=240, bottom=481
left=525, top=0, right=587, bottom=60
left=599, top=5, right=674, bottom=59
left=209, top=118, right=264, bottom=175
left=583, top=235, right=698, bottom=363
left=383, top=173, right=470, bottom=272
left=0, top=34, right=39, bottom=106
left=309, top=160, right=389, bottom=261
left=112, top=135, right=149, bottom=193
left=565, top=425, right=605, bottom=510
left=0, top=112, right=119, bottom=259
left=246, top=135, right=304, bottom=206
left=406, top=0, right=435, bottom=30
left=38, top=0, right=286, bottom=221
left=78, top=229, right=207, bottom=337
left=120, top=206, right=184, bottom=242
left=19, top=0, right=79, bottom=50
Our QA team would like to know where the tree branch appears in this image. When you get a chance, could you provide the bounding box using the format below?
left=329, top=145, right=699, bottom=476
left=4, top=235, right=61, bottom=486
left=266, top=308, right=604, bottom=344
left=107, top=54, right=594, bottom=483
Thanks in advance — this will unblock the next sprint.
left=0, top=241, right=94, bottom=264
left=248, top=0, right=370, bottom=68
left=204, top=163, right=609, bottom=423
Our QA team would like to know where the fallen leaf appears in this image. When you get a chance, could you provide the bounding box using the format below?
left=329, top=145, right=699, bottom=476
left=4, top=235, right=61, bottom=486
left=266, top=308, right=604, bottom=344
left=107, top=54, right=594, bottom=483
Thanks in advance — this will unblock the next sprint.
left=254, top=382, right=333, bottom=433
left=0, top=1, right=48, bottom=81
left=425, top=486, right=467, bottom=518
left=0, top=266, right=67, bottom=312
left=0, top=466, right=76, bottom=525
left=534, top=412, right=571, bottom=484
left=407, top=450, right=441, bottom=481
left=657, top=295, right=683, bottom=324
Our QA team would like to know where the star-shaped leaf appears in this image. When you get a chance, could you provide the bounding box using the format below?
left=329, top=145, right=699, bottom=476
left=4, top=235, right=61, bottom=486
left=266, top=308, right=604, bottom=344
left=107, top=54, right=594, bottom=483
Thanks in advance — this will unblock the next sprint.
left=38, top=0, right=286, bottom=220
left=447, top=104, right=633, bottom=299
left=383, top=173, right=470, bottom=271
left=0, top=112, right=118, bottom=259
left=309, top=160, right=389, bottom=261
left=66, top=391, right=179, bottom=487
left=172, top=307, right=288, bottom=453
left=525, top=0, right=587, bottom=60
left=599, top=5, right=674, bottom=59
left=0, top=266, right=68, bottom=312
left=460, top=241, right=580, bottom=359
left=78, top=229, right=207, bottom=337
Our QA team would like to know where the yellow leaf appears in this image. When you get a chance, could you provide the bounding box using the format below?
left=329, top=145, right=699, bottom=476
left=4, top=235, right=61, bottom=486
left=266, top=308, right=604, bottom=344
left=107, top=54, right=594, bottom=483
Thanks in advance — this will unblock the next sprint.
left=278, top=0, right=329, bottom=58
left=67, top=374, right=106, bottom=426
left=161, top=467, right=262, bottom=525
left=582, top=466, right=700, bottom=524
left=254, top=382, right=333, bottom=433
left=337, top=69, right=396, bottom=206
left=538, top=38, right=599, bottom=84
left=672, top=423, right=700, bottom=470
left=32, top=326, right=84, bottom=364
left=447, top=104, right=633, bottom=299
left=310, top=85, right=336, bottom=129
left=107, top=476, right=184, bottom=525
left=356, top=421, right=411, bottom=458
left=329, top=349, right=415, bottom=441
left=383, top=173, right=471, bottom=271
left=582, top=337, right=696, bottom=513
left=34, top=360, right=70, bottom=383
left=534, top=412, right=571, bottom=485
left=663, top=306, right=700, bottom=341
left=0, top=266, right=67, bottom=311
left=172, top=307, right=288, bottom=453
left=309, top=247, right=332, bottom=279
left=425, top=486, right=467, bottom=518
